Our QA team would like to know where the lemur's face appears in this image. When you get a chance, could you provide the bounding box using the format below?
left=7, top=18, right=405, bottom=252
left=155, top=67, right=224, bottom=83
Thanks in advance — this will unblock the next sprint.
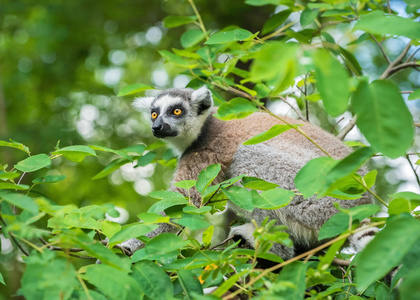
left=132, top=87, right=213, bottom=154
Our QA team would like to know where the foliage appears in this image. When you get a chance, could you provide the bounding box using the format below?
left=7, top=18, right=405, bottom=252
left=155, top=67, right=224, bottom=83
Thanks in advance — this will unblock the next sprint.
left=1, top=0, right=420, bottom=299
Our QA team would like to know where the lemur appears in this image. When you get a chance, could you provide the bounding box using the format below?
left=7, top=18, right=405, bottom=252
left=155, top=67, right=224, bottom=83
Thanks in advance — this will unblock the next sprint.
left=126, top=86, right=377, bottom=260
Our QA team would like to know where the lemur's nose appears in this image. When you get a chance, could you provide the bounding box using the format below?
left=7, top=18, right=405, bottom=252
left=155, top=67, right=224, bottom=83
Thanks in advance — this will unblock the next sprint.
left=152, top=124, right=163, bottom=132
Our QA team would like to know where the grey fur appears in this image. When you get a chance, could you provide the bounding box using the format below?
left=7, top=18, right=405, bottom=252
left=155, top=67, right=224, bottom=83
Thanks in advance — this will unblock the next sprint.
left=126, top=86, right=376, bottom=259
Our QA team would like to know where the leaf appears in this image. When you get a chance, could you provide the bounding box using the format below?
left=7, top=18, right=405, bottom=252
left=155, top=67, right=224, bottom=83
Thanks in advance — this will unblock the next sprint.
left=147, top=197, right=189, bottom=214
left=137, top=151, right=156, bottom=166
left=400, top=267, right=420, bottom=300
left=0, top=192, right=38, bottom=215
left=313, top=49, right=350, bottom=117
left=183, top=205, right=211, bottom=214
left=243, top=124, right=299, bottom=145
left=82, top=264, right=141, bottom=299
left=252, top=189, right=294, bottom=209
left=356, top=214, right=420, bottom=292
left=408, top=88, right=420, bottom=100
left=196, top=164, right=221, bottom=194
left=354, top=10, right=420, bottom=40
left=205, top=29, right=253, bottom=45
left=351, top=80, right=414, bottom=159
left=89, top=145, right=133, bottom=161
left=212, top=270, right=249, bottom=297
left=267, top=261, right=307, bottom=299
left=0, top=171, right=20, bottom=180
left=0, top=183, right=29, bottom=190
left=300, top=8, right=318, bottom=27
left=213, top=97, right=258, bottom=121
left=92, top=158, right=130, bottom=180
left=202, top=225, right=214, bottom=245
left=174, top=214, right=210, bottom=230
left=14, top=154, right=51, bottom=172
left=181, top=29, right=206, bottom=48
left=245, top=0, right=280, bottom=6
left=52, top=145, right=97, bottom=163
left=163, top=15, right=197, bottom=28
left=0, top=139, right=30, bottom=155
left=294, top=157, right=337, bottom=199
left=177, top=269, right=204, bottom=298
left=174, top=180, right=196, bottom=190
left=318, top=213, right=349, bottom=240
left=388, top=192, right=420, bottom=215
left=132, top=261, right=174, bottom=300
left=117, top=83, right=153, bottom=97
left=0, top=271, right=4, bottom=285
left=221, top=186, right=254, bottom=212
left=33, top=175, right=66, bottom=184
left=145, top=233, right=185, bottom=256
left=241, top=177, right=279, bottom=191
left=325, top=147, right=374, bottom=186
left=262, top=9, right=292, bottom=35
left=108, top=223, right=158, bottom=247
left=159, top=50, right=197, bottom=68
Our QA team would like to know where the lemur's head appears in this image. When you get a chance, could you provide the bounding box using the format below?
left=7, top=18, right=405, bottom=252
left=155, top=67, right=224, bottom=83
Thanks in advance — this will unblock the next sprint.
left=133, top=86, right=213, bottom=154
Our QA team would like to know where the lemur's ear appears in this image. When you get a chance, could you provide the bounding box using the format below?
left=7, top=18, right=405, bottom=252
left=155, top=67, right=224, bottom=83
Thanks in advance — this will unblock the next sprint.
left=132, top=97, right=154, bottom=112
left=191, top=86, right=213, bottom=114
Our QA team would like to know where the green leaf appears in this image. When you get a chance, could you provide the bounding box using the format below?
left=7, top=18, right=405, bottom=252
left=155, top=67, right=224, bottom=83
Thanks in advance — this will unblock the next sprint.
left=300, top=9, right=318, bottom=27
left=181, top=29, right=206, bottom=48
left=318, top=213, right=349, bottom=240
left=354, top=10, right=420, bottom=40
left=137, top=212, right=170, bottom=224
left=252, top=189, right=294, bottom=209
left=159, top=50, right=197, bottom=68
left=33, top=175, right=66, bottom=184
left=147, top=197, right=189, bottom=214
left=313, top=49, right=350, bottom=117
left=0, top=271, right=4, bottom=285
left=213, top=270, right=249, bottom=297
left=221, top=186, right=254, bottom=212
left=250, top=42, right=299, bottom=93
left=388, top=192, right=420, bottom=215
left=325, top=147, right=374, bottom=186
left=145, top=233, right=185, bottom=256
left=174, top=180, right=196, bottom=190
left=177, top=269, right=204, bottom=298
left=92, top=158, right=130, bottom=180
left=117, top=83, right=153, bottom=97
left=241, top=176, right=279, bottom=191
left=137, top=151, right=156, bottom=166
left=243, top=124, right=299, bottom=145
left=262, top=9, right=292, bottom=35
left=14, top=154, right=51, bottom=172
left=89, top=145, right=133, bottom=162
left=0, top=183, right=29, bottom=190
left=205, top=29, right=253, bottom=45
left=356, top=214, right=420, bottom=292
left=0, top=171, right=20, bottom=180
left=132, top=261, right=174, bottom=300
left=339, top=47, right=363, bottom=76
left=108, top=223, right=158, bottom=247
left=408, top=88, right=420, bottom=100
left=82, top=264, right=141, bottom=299
left=183, top=205, right=211, bottom=214
left=351, top=80, right=414, bottom=159
left=245, top=0, right=280, bottom=6
left=213, top=97, right=258, bottom=121
left=196, top=164, right=221, bottom=194
left=163, top=15, right=197, bottom=28
left=400, top=267, right=420, bottom=300
left=0, top=139, right=30, bottom=155
left=294, top=157, right=337, bottom=199
left=271, top=261, right=307, bottom=299
left=174, top=214, right=210, bottom=230
left=52, top=145, right=97, bottom=163
left=202, top=225, right=214, bottom=245
left=0, top=192, right=38, bottom=215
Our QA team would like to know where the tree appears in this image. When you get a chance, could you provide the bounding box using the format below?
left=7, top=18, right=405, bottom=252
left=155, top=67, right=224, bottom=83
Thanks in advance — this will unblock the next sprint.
left=0, top=0, right=419, bottom=299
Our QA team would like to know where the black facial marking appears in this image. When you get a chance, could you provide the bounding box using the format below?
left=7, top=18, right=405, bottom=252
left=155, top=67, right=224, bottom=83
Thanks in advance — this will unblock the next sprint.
left=166, top=104, right=186, bottom=118
left=197, top=102, right=211, bottom=116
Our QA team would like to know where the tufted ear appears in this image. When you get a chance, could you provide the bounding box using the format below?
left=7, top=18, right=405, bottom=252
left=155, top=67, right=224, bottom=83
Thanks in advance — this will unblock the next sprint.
left=191, top=86, right=213, bottom=114
left=132, top=97, right=154, bottom=112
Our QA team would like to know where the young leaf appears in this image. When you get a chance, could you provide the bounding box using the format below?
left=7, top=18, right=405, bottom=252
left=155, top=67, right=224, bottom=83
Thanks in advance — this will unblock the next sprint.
left=132, top=261, right=174, bottom=300
left=92, top=158, right=130, bottom=180
left=177, top=269, right=204, bottom=298
left=351, top=80, right=414, bottom=159
left=221, top=186, right=254, bottom=212
left=14, top=154, right=51, bottom=172
left=241, top=176, right=279, bottom=191
left=313, top=49, right=350, bottom=117
left=145, top=233, right=186, bottom=256
left=300, top=8, right=318, bottom=27
left=408, top=88, right=420, bottom=100
left=163, top=16, right=197, bottom=28
left=243, top=124, right=299, bottom=145
left=32, top=175, right=66, bottom=184
left=252, top=189, right=294, bottom=209
left=318, top=213, right=349, bottom=240
left=174, top=180, right=196, bottom=190
left=388, top=192, right=420, bottom=215
left=89, top=145, right=133, bottom=162
left=202, top=225, right=214, bottom=245
left=52, top=145, right=97, bottom=163
left=354, top=10, right=420, bottom=40
left=213, top=97, right=258, bottom=121
left=108, top=223, right=158, bottom=247
left=174, top=214, right=210, bottom=230
left=181, top=29, right=206, bottom=48
left=117, top=83, right=153, bottom=97
left=205, top=29, right=253, bottom=45
left=356, top=214, right=420, bottom=292
left=196, top=164, right=221, bottom=194
left=159, top=50, right=197, bottom=68
left=261, top=9, right=292, bottom=35
left=0, top=192, right=38, bottom=215
left=0, top=139, right=30, bottom=155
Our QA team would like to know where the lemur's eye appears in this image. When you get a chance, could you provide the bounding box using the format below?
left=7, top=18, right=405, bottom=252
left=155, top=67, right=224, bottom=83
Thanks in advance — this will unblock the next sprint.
left=151, top=112, right=158, bottom=119
left=173, top=108, right=182, bottom=116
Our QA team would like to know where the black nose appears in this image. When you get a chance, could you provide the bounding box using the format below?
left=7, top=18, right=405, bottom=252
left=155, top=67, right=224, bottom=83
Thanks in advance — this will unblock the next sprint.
left=152, top=124, right=163, bottom=132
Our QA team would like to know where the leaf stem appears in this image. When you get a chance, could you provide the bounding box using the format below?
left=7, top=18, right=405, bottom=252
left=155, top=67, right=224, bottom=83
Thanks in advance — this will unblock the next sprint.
left=188, top=0, right=208, bottom=40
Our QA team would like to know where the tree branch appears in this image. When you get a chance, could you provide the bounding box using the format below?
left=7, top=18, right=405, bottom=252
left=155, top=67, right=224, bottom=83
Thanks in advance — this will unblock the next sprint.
left=0, top=215, right=29, bottom=256
left=370, top=34, right=391, bottom=64
left=379, top=42, right=412, bottom=80
left=337, top=115, right=357, bottom=141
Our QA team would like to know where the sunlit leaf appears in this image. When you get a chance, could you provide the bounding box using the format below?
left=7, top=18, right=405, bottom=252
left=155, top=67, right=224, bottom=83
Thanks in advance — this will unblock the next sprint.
left=408, top=88, right=420, bottom=100
left=243, top=124, right=299, bottom=145
left=0, top=139, right=30, bottom=155
left=252, top=188, right=294, bottom=209
left=205, top=29, right=253, bottom=44
left=163, top=15, right=197, bottom=28
left=181, top=29, right=206, bottom=48
left=0, top=192, right=38, bottom=215
left=196, top=164, right=221, bottom=194
left=33, top=175, right=66, bottom=184
left=117, top=84, right=154, bottom=97
left=108, top=223, right=158, bottom=247
left=52, top=146, right=97, bottom=163
left=214, top=97, right=258, bottom=121
left=14, top=154, right=51, bottom=172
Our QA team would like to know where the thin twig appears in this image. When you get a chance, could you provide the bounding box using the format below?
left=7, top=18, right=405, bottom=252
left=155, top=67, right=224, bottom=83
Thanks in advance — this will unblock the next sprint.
left=188, top=0, right=209, bottom=40
left=406, top=155, right=420, bottom=187
left=337, top=115, right=358, bottom=141
left=379, top=42, right=412, bottom=80
left=278, top=96, right=305, bottom=120
left=369, top=34, right=391, bottom=64
left=209, top=236, right=235, bottom=250
left=332, top=258, right=351, bottom=267
left=0, top=215, right=29, bottom=256
left=406, top=47, right=420, bottom=62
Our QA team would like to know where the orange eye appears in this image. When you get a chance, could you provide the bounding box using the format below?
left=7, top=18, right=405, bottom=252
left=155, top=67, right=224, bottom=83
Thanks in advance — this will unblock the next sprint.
left=151, top=112, right=158, bottom=119
left=173, top=108, right=182, bottom=116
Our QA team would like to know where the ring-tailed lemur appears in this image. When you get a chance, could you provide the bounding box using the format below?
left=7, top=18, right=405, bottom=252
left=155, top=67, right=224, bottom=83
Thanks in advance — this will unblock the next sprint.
left=126, top=86, right=377, bottom=260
